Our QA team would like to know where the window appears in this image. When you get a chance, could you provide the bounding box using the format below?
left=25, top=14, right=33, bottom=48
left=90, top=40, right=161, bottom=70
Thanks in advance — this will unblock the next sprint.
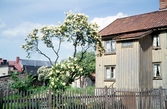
left=8, top=67, right=13, bottom=71
left=122, top=40, right=133, bottom=47
left=105, top=66, right=115, bottom=80
left=153, top=63, right=162, bottom=80
left=105, top=40, right=116, bottom=53
left=153, top=34, right=160, bottom=48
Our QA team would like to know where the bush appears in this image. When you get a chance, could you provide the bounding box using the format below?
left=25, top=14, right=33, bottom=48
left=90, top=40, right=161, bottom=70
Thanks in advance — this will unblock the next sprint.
left=9, top=72, right=35, bottom=92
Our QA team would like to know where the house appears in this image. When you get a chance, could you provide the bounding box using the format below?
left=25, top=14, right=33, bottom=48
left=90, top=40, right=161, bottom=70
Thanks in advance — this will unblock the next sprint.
left=0, top=57, right=52, bottom=76
left=71, top=72, right=95, bottom=88
left=96, top=0, right=167, bottom=89
left=0, top=57, right=23, bottom=76
left=20, top=59, right=52, bottom=76
left=20, top=58, right=52, bottom=86
left=0, top=57, right=52, bottom=88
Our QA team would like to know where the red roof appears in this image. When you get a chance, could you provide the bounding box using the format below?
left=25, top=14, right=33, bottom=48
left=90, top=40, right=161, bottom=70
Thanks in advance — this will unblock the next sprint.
left=100, top=10, right=167, bottom=37
left=8, top=61, right=22, bottom=72
left=0, top=57, right=23, bottom=72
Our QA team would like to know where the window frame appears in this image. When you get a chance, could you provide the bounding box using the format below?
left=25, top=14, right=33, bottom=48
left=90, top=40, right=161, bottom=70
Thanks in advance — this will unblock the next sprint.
left=122, top=40, right=133, bottom=48
left=153, top=33, right=161, bottom=50
left=104, top=65, right=116, bottom=81
left=105, top=40, right=116, bottom=54
left=153, top=63, right=162, bottom=80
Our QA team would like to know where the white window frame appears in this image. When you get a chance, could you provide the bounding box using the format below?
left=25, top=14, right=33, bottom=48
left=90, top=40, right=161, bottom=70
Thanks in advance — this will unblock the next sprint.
left=104, top=66, right=116, bottom=80
left=105, top=40, right=116, bottom=53
left=153, top=63, right=162, bottom=79
left=153, top=34, right=160, bottom=48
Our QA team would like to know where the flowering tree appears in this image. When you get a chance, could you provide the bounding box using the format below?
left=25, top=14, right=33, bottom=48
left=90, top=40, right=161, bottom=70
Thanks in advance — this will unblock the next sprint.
left=22, top=11, right=105, bottom=90
left=37, top=66, right=51, bottom=86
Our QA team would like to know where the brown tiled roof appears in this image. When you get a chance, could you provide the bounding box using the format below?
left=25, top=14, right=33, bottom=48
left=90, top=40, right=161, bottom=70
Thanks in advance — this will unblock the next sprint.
left=100, top=10, right=167, bottom=37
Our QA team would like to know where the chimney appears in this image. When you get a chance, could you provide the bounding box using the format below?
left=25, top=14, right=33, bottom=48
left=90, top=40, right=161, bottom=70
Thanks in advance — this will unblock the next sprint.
left=160, top=0, right=167, bottom=10
left=3, top=60, right=8, bottom=65
left=16, top=57, right=20, bottom=63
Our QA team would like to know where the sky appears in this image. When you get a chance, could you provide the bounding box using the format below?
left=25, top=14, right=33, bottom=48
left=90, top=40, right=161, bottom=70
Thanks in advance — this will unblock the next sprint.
left=0, top=0, right=159, bottom=61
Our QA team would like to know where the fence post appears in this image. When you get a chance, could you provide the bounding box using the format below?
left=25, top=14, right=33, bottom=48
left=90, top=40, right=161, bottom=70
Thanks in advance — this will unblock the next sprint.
left=48, top=88, right=52, bottom=109
left=105, top=86, right=108, bottom=109
left=0, top=89, right=3, bottom=109
left=165, top=95, right=167, bottom=109
left=159, top=86, right=163, bottom=109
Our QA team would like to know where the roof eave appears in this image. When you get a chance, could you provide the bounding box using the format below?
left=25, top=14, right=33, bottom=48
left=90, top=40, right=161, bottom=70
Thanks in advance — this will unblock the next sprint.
left=101, top=26, right=167, bottom=38
left=115, top=30, right=153, bottom=41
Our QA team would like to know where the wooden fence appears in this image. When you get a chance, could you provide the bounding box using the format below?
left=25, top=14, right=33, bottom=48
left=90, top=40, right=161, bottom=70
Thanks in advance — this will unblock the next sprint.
left=0, top=86, right=167, bottom=109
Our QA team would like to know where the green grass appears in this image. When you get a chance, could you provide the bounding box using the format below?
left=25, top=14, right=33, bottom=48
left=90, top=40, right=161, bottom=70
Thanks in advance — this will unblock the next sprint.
left=66, top=86, right=95, bottom=95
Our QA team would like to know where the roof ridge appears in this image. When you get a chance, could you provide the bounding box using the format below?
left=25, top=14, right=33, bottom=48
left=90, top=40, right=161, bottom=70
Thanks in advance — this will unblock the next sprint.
left=20, top=59, right=50, bottom=62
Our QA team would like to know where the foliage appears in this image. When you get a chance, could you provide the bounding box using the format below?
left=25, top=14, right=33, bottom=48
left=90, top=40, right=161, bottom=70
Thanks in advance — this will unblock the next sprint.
left=37, top=66, right=51, bottom=86
left=9, top=72, right=35, bottom=92
left=22, top=11, right=105, bottom=90
left=37, top=66, right=51, bottom=81
left=76, top=51, right=95, bottom=75
left=50, top=56, right=83, bottom=90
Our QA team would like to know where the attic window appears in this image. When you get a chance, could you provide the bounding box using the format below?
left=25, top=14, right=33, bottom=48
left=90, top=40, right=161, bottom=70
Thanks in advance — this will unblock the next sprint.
left=105, top=40, right=116, bottom=54
left=153, top=33, right=160, bottom=50
left=122, top=40, right=133, bottom=48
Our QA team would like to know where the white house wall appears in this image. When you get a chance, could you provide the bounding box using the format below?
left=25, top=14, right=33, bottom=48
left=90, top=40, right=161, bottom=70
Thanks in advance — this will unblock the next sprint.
left=0, top=65, right=8, bottom=76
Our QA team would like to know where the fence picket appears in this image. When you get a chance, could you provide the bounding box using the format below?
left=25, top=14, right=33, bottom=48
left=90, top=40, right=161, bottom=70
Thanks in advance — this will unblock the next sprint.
left=0, top=89, right=3, bottom=109
left=1, top=86, right=167, bottom=109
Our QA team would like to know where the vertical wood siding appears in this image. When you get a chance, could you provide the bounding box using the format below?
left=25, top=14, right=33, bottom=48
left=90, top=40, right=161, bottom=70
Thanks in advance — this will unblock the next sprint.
left=139, top=34, right=153, bottom=89
left=96, top=56, right=104, bottom=87
left=153, top=31, right=167, bottom=88
left=116, top=40, right=140, bottom=89
left=96, top=42, right=116, bottom=88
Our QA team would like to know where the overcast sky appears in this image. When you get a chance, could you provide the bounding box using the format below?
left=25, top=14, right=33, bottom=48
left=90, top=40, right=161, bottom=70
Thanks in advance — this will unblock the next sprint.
left=0, top=0, right=159, bottom=61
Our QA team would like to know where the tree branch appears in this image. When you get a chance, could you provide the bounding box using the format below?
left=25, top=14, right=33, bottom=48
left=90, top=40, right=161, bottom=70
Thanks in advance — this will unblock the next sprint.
left=33, top=39, right=54, bottom=66
left=51, top=37, right=62, bottom=65
left=36, top=48, right=53, bottom=66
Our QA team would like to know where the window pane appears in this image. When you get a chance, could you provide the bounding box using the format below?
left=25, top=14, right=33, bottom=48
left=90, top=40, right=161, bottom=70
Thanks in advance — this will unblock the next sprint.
left=106, top=68, right=111, bottom=79
left=158, top=65, right=160, bottom=76
left=106, top=41, right=111, bottom=52
left=153, top=34, right=160, bottom=47
left=113, top=67, right=115, bottom=78
left=153, top=36, right=157, bottom=47
left=153, top=64, right=160, bottom=77
left=122, top=41, right=133, bottom=47
left=157, top=36, right=160, bottom=47
left=111, top=41, right=116, bottom=51
left=105, top=40, right=116, bottom=53
left=154, top=65, right=157, bottom=77
left=105, top=66, right=116, bottom=80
